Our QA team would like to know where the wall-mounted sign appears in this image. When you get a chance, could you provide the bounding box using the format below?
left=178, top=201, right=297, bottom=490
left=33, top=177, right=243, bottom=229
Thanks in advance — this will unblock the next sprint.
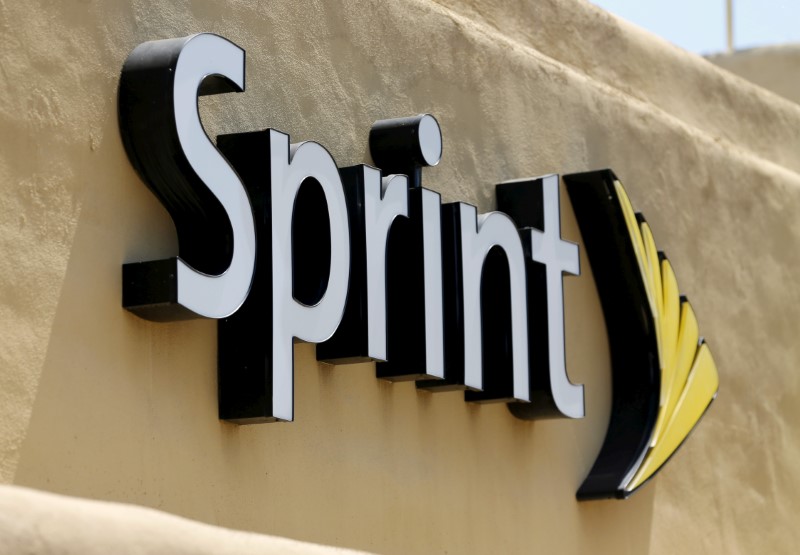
left=118, top=33, right=718, bottom=500
left=564, top=171, right=719, bottom=499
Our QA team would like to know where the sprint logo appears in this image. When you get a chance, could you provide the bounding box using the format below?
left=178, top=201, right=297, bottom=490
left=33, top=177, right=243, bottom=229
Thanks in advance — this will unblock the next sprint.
left=565, top=170, right=719, bottom=500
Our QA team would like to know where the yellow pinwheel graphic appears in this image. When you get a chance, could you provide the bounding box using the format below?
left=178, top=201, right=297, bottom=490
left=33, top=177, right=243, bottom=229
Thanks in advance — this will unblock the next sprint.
left=564, top=170, right=719, bottom=499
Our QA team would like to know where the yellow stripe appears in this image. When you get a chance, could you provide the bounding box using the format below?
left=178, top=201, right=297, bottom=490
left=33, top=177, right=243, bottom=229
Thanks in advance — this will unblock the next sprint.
left=648, top=259, right=681, bottom=447
left=652, top=300, right=700, bottom=446
left=615, top=182, right=648, bottom=290
left=614, top=181, right=659, bottom=332
left=659, top=260, right=680, bottom=394
left=626, top=343, right=718, bottom=491
left=640, top=223, right=663, bottom=318
left=640, top=222, right=664, bottom=385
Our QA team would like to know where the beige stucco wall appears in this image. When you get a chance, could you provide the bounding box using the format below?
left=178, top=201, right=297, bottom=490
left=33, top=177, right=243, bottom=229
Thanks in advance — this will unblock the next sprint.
left=0, top=485, right=371, bottom=555
left=1, top=0, right=799, bottom=553
left=708, top=44, right=800, bottom=105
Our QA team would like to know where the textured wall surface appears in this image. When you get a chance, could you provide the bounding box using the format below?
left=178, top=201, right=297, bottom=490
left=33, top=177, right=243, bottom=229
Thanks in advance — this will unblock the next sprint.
left=0, top=0, right=798, bottom=553
left=708, top=44, right=800, bottom=105
left=0, top=486, right=371, bottom=554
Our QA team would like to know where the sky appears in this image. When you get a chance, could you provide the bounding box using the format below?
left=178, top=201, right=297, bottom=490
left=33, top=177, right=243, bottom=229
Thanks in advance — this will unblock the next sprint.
left=590, top=0, right=800, bottom=55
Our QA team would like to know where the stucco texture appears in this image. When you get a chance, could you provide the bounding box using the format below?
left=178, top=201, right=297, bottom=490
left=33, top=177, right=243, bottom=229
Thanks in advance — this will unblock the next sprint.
left=0, top=0, right=798, bottom=554
left=0, top=485, right=371, bottom=555
left=708, top=44, right=800, bottom=106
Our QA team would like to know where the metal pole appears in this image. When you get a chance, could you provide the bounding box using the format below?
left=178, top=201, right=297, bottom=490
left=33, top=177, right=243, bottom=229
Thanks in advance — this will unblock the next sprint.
left=726, top=0, right=734, bottom=53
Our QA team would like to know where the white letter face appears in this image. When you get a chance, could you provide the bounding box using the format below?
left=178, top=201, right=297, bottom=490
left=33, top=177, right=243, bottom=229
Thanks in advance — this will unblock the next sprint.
left=364, top=173, right=410, bottom=361
left=119, top=33, right=256, bottom=320
left=319, top=170, right=446, bottom=381
left=270, top=131, right=351, bottom=421
left=459, top=205, right=530, bottom=402
left=529, top=175, right=583, bottom=418
left=173, top=35, right=256, bottom=318
left=419, top=189, right=445, bottom=380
